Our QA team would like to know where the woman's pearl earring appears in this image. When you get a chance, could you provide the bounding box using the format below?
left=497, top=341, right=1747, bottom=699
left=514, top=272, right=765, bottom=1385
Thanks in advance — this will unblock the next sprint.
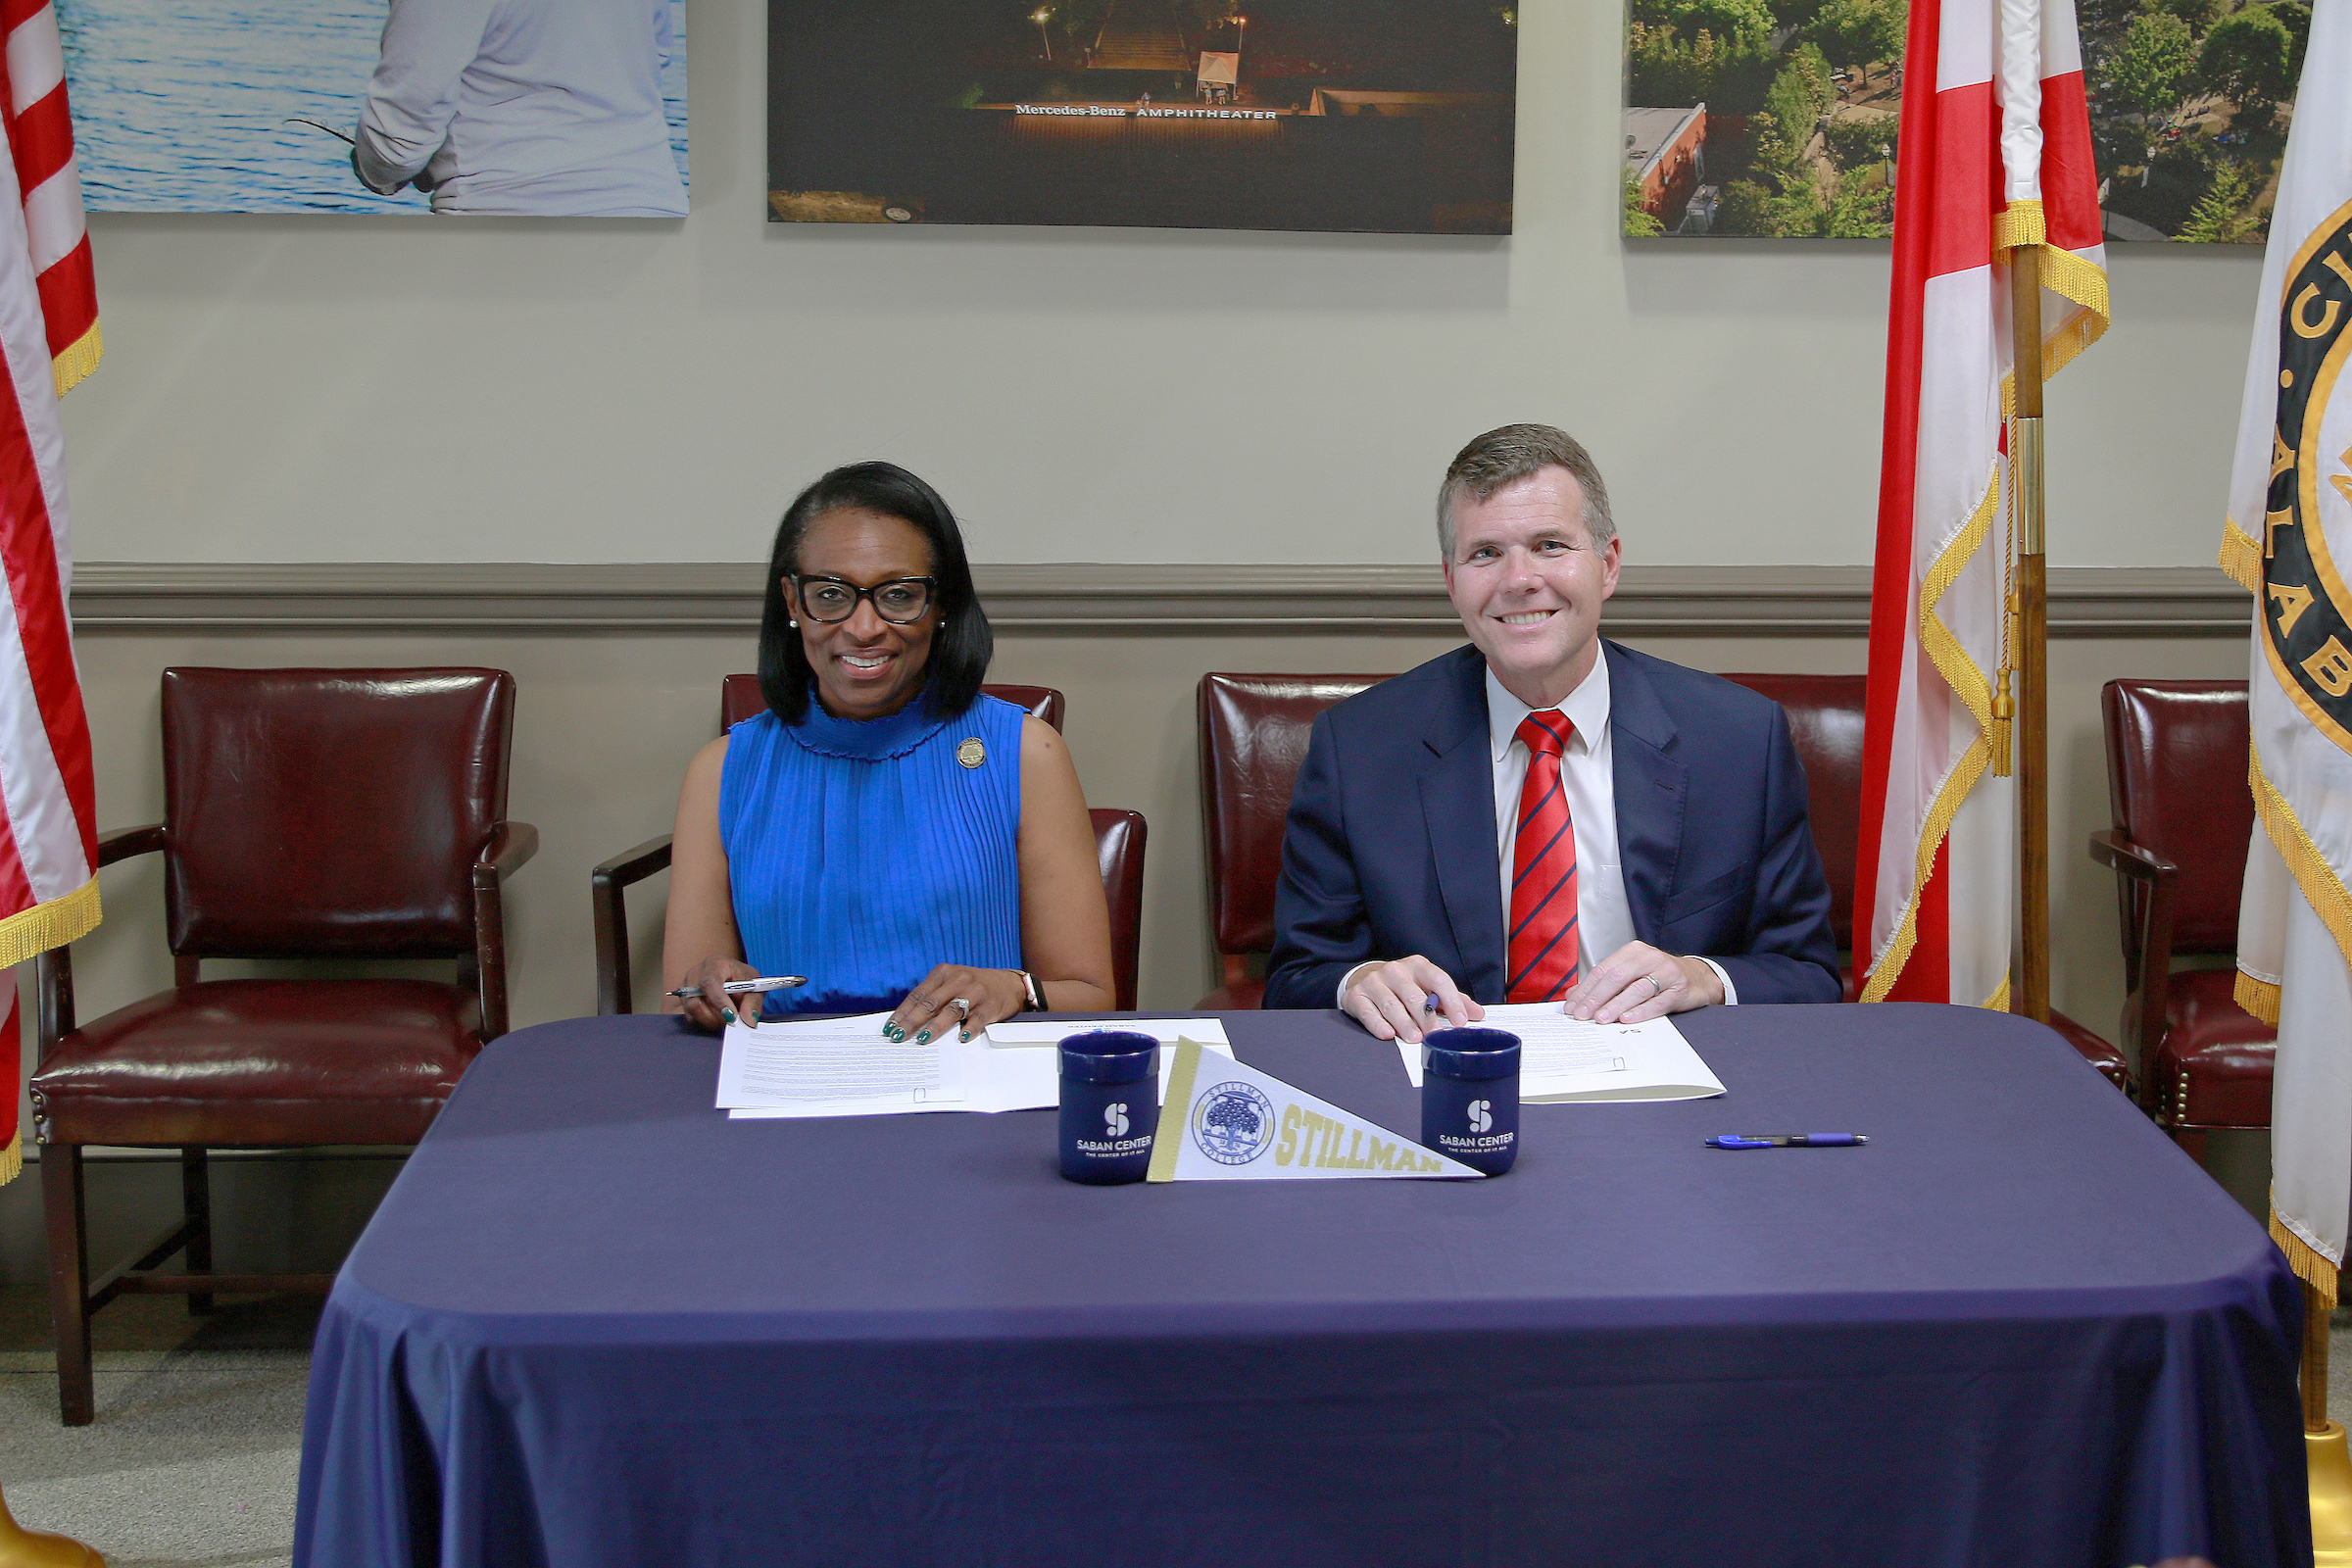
left=788, top=618, right=799, bottom=628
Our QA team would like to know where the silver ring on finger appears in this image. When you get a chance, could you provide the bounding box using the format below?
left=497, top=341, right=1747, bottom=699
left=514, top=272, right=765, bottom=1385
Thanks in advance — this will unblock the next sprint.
left=950, top=997, right=972, bottom=1017
left=1644, top=973, right=1664, bottom=999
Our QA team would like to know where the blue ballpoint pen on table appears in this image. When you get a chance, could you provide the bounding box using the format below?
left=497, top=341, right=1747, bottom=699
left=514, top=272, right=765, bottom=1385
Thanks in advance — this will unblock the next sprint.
left=1704, top=1134, right=1868, bottom=1149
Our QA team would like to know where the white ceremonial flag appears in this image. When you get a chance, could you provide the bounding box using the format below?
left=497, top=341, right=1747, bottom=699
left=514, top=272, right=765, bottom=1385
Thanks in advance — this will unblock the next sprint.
left=1145, top=1039, right=1481, bottom=1182
left=2218, top=0, right=2352, bottom=1306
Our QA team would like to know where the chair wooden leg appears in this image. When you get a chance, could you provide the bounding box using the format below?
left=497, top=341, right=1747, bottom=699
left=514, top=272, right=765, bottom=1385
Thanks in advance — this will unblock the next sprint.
left=39, top=1146, right=93, bottom=1426
left=181, top=1148, right=213, bottom=1317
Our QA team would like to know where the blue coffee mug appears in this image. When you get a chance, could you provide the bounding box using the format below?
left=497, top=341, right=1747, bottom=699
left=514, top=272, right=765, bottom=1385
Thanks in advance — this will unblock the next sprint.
left=1058, top=1031, right=1160, bottom=1184
left=1421, top=1027, right=1520, bottom=1176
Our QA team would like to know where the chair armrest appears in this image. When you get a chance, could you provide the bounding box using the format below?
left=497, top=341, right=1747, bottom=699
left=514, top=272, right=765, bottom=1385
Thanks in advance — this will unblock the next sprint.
left=35, top=824, right=169, bottom=1058
left=95, top=823, right=166, bottom=867
left=471, top=821, right=539, bottom=891
left=467, top=822, right=536, bottom=1043
left=591, top=835, right=674, bottom=1017
left=592, top=835, right=675, bottom=892
left=2087, top=829, right=2174, bottom=885
left=2088, top=829, right=2176, bottom=1070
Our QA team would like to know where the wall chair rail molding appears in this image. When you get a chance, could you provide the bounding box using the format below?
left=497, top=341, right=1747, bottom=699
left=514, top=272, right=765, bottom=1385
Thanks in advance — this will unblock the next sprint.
left=68, top=563, right=2251, bottom=638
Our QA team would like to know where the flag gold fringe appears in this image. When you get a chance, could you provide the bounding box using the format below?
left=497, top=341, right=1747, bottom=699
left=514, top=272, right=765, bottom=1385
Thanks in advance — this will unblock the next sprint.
left=0, top=878, right=97, bottom=972
left=2235, top=967, right=2282, bottom=1026
left=50, top=318, right=100, bottom=400
left=2249, top=747, right=2352, bottom=975
left=1996, top=200, right=2112, bottom=418
left=2274, top=1202, right=2342, bottom=1308
left=1921, top=475, right=2001, bottom=736
left=1860, top=732, right=1994, bottom=1004
left=0, top=1131, right=20, bottom=1187
left=1860, top=473, right=2001, bottom=1004
left=1984, top=974, right=2011, bottom=1011
left=2221, top=516, right=2265, bottom=594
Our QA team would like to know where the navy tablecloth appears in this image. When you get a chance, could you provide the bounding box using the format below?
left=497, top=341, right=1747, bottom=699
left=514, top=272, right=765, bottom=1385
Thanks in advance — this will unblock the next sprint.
left=293, top=1004, right=2307, bottom=1567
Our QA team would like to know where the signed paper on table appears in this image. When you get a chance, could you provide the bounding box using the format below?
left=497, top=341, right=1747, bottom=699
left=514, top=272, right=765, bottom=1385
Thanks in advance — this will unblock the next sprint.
left=718, top=1012, right=1233, bottom=1119
left=1394, top=1003, right=1725, bottom=1102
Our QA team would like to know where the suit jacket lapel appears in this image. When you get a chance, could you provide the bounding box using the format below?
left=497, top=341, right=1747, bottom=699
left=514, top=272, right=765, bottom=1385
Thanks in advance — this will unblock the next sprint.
left=1605, top=643, right=1689, bottom=945
left=1418, top=649, right=1505, bottom=997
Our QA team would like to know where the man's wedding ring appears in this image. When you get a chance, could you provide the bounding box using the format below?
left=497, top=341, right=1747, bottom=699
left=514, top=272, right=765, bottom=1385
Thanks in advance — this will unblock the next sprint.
left=1643, top=973, right=1664, bottom=999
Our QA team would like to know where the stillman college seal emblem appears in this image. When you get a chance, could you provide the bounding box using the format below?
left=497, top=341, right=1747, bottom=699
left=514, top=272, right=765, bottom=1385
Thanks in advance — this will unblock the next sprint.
left=956, top=737, right=986, bottom=768
left=1190, top=1081, right=1276, bottom=1165
left=2261, top=198, right=2352, bottom=758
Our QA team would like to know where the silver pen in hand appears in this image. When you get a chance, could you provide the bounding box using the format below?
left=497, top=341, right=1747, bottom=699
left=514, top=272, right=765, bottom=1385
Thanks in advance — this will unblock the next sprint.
left=666, top=975, right=808, bottom=1000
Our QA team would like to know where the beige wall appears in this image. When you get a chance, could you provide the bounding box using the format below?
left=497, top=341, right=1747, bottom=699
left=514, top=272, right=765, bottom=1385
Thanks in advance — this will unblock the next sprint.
left=56, top=0, right=2262, bottom=572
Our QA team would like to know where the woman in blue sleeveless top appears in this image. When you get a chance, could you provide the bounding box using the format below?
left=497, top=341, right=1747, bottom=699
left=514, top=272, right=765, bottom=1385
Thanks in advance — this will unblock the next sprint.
left=662, top=463, right=1113, bottom=1041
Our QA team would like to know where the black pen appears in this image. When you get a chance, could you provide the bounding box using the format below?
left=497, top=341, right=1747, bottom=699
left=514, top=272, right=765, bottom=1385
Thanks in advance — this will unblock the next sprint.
left=1704, top=1134, right=1868, bottom=1149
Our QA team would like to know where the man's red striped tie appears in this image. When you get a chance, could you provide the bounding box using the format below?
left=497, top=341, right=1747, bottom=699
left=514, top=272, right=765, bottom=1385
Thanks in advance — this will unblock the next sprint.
left=1507, top=710, right=1579, bottom=1003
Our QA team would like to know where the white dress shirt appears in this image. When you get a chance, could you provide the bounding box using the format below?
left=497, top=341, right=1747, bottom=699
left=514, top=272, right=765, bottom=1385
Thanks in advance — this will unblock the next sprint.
left=1338, top=655, right=1737, bottom=1006
left=355, top=0, right=688, bottom=217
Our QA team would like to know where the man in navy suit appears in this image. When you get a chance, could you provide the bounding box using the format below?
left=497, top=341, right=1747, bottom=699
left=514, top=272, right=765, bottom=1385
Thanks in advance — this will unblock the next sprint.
left=1265, top=425, right=1840, bottom=1040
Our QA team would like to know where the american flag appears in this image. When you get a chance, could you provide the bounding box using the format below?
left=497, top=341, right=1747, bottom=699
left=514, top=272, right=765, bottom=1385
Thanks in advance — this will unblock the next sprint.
left=0, top=0, right=98, bottom=1182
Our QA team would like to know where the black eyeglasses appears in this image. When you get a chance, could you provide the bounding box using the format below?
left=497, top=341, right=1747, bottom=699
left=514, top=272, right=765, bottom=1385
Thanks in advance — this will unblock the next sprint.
left=792, top=574, right=938, bottom=624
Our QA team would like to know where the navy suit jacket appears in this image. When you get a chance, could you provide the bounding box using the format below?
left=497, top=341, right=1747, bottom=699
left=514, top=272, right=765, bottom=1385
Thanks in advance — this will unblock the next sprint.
left=1263, top=642, right=1842, bottom=1009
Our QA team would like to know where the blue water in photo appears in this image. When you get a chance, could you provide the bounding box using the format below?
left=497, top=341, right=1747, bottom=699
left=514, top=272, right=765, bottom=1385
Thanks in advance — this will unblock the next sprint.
left=57, top=0, right=688, bottom=213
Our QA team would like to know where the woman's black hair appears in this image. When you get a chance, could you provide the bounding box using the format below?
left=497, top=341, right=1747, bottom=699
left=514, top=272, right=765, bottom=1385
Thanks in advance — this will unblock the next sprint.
left=756, top=462, right=995, bottom=724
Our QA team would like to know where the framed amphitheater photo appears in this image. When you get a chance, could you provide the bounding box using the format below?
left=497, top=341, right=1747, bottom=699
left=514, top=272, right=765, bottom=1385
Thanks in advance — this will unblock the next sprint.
left=767, top=0, right=1518, bottom=234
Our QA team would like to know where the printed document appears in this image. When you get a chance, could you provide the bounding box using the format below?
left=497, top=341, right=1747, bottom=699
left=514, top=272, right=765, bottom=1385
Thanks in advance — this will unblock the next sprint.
left=720, top=1012, right=1233, bottom=1119
left=1394, top=1003, right=1724, bottom=1102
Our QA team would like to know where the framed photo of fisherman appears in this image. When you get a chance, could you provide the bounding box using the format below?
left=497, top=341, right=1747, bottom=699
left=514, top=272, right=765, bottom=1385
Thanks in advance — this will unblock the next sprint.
left=1620, top=0, right=2306, bottom=241
left=766, top=0, right=1518, bottom=233
left=58, top=0, right=690, bottom=216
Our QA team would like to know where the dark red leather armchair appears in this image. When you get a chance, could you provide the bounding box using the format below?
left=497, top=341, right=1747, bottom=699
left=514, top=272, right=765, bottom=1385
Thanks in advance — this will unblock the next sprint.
left=2090, top=680, right=2269, bottom=1158
left=1721, top=672, right=2131, bottom=1091
left=1196, top=673, right=1394, bottom=1007
left=29, top=668, right=535, bottom=1425
left=593, top=679, right=1147, bottom=1011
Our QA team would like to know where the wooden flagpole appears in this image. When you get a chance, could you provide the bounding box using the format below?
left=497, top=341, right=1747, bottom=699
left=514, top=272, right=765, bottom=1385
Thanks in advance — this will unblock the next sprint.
left=2009, top=245, right=2050, bottom=1025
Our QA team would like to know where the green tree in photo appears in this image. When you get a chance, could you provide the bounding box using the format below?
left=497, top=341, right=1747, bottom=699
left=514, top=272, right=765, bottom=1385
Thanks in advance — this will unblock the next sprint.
left=2104, top=10, right=2197, bottom=120
left=1823, top=112, right=1897, bottom=170
left=2269, top=0, right=2312, bottom=76
left=2153, top=0, right=2222, bottom=33
left=2177, top=159, right=2265, bottom=241
left=1714, top=178, right=1778, bottom=234
left=1626, top=22, right=1782, bottom=112
left=1823, top=168, right=1893, bottom=235
left=1675, top=0, right=1780, bottom=43
left=1751, top=45, right=1834, bottom=185
left=2199, top=4, right=2295, bottom=127
left=1624, top=169, right=1667, bottom=234
left=1807, top=0, right=1906, bottom=82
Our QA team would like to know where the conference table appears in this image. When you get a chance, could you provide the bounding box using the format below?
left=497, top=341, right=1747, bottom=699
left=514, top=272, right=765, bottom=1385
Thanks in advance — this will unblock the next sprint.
left=293, top=1004, right=2307, bottom=1567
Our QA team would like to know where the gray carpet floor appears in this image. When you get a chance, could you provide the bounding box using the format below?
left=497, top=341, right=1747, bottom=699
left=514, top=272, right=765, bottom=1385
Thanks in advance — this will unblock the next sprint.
left=0, top=1289, right=315, bottom=1568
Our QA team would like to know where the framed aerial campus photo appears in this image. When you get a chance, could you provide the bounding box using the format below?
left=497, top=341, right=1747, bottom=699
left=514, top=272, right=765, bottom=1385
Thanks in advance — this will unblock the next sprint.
left=1621, top=0, right=2306, bottom=240
left=766, top=0, right=1517, bottom=233
left=57, top=0, right=690, bottom=216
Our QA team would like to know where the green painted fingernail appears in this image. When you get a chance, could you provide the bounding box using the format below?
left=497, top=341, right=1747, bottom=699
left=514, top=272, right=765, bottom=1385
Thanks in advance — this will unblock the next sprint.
left=914, top=1029, right=931, bottom=1045
left=721, top=1008, right=736, bottom=1023
left=959, top=1028, right=971, bottom=1043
